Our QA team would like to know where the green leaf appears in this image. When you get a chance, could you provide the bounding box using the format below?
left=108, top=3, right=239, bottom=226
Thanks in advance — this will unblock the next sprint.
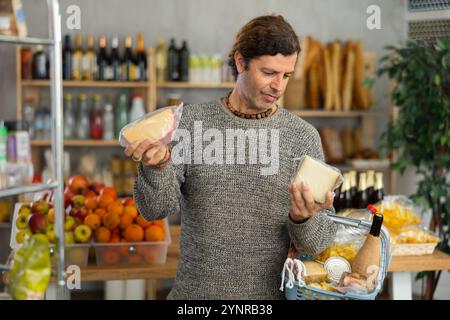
left=441, top=136, right=447, bottom=146
left=434, top=74, right=441, bottom=86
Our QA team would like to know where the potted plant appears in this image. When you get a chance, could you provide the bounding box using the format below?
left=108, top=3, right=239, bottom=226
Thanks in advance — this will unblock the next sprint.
left=378, top=37, right=450, bottom=300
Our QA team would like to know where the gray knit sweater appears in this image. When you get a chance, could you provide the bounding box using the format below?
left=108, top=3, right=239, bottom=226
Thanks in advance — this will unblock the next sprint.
left=134, top=99, right=338, bottom=300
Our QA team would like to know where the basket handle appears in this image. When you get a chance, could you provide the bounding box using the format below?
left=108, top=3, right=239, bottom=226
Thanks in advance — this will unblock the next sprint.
left=325, top=213, right=372, bottom=229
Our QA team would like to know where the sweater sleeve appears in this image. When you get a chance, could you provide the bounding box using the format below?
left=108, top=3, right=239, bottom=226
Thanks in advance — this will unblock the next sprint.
left=133, top=160, right=185, bottom=222
left=286, top=125, right=338, bottom=256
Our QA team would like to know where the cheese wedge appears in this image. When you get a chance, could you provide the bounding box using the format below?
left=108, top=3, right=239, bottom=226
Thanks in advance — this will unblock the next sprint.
left=121, top=108, right=175, bottom=144
left=303, top=261, right=328, bottom=284
left=293, top=155, right=342, bottom=203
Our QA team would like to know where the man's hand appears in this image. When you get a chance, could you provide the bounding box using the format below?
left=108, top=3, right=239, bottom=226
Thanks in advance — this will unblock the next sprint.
left=288, top=182, right=334, bottom=223
left=124, top=139, right=169, bottom=167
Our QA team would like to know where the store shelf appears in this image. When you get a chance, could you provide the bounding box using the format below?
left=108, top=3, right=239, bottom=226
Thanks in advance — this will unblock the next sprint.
left=21, top=80, right=149, bottom=88
left=290, top=110, right=378, bottom=118
left=0, top=182, right=58, bottom=198
left=0, top=35, right=54, bottom=46
left=31, top=140, right=120, bottom=147
left=157, top=81, right=235, bottom=89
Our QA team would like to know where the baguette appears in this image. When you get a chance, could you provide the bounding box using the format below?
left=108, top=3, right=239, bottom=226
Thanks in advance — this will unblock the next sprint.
left=332, top=41, right=342, bottom=111
left=307, top=39, right=321, bottom=110
left=294, top=36, right=311, bottom=80
left=342, top=41, right=355, bottom=111
left=353, top=41, right=369, bottom=110
left=323, top=44, right=334, bottom=111
left=318, top=43, right=327, bottom=104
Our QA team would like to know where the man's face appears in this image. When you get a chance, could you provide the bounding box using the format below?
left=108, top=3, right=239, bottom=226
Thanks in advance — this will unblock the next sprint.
left=236, top=52, right=297, bottom=111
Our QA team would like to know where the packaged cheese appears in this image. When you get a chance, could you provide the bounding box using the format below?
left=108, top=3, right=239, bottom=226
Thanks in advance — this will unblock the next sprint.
left=292, top=155, right=344, bottom=203
left=303, top=261, right=328, bottom=284
left=119, top=103, right=183, bottom=148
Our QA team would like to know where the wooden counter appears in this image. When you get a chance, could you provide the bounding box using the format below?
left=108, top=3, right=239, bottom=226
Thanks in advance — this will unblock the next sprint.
left=79, top=226, right=450, bottom=281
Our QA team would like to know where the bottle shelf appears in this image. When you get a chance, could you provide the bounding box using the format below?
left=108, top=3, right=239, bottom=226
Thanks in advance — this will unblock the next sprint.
left=31, top=140, right=120, bottom=147
left=157, top=82, right=235, bottom=89
left=21, top=80, right=150, bottom=88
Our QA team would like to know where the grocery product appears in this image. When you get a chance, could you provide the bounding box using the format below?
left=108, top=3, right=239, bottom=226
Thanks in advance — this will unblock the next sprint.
left=302, top=261, right=328, bottom=284
left=119, top=104, right=183, bottom=148
left=292, top=155, right=344, bottom=203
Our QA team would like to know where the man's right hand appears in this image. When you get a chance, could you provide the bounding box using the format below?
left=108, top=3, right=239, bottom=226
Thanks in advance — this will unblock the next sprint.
left=124, top=140, right=170, bottom=167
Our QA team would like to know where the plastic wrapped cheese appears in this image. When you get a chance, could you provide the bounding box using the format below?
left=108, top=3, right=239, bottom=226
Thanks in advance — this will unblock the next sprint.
left=292, top=155, right=344, bottom=203
left=119, top=103, right=183, bottom=148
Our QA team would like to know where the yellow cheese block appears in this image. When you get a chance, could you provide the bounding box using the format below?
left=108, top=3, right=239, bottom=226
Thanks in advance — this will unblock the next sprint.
left=303, top=261, right=328, bottom=284
left=293, top=155, right=341, bottom=203
left=122, top=108, right=175, bottom=144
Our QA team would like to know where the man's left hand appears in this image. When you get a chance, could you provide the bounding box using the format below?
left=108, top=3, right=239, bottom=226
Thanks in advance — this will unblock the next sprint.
left=288, top=182, right=334, bottom=223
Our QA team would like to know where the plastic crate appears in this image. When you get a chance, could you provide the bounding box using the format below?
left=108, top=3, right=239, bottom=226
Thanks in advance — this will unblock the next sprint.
left=283, top=213, right=391, bottom=300
left=93, top=217, right=171, bottom=266
left=9, top=202, right=90, bottom=267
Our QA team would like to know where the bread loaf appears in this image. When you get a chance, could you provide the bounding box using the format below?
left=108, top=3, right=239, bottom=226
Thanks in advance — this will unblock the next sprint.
left=342, top=41, right=355, bottom=111
left=318, top=127, right=345, bottom=164
left=332, top=41, right=342, bottom=111
left=324, top=44, right=334, bottom=111
left=307, top=40, right=321, bottom=110
left=353, top=41, right=369, bottom=110
left=342, top=127, right=354, bottom=159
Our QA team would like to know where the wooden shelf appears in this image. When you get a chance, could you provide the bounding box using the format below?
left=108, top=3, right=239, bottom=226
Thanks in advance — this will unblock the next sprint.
left=157, top=82, right=235, bottom=89
left=290, top=110, right=377, bottom=118
left=31, top=140, right=120, bottom=147
left=22, top=80, right=150, bottom=88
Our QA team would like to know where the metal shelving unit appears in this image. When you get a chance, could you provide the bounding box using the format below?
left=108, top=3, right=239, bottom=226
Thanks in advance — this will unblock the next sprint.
left=0, top=0, right=66, bottom=300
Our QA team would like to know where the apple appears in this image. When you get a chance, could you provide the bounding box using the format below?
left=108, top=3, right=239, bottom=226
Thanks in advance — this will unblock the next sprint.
left=46, top=224, right=56, bottom=243
left=47, top=208, right=55, bottom=224
left=15, top=214, right=30, bottom=230
left=71, top=195, right=85, bottom=209
left=15, top=230, right=32, bottom=244
left=32, top=233, right=49, bottom=244
left=31, top=200, right=49, bottom=215
left=18, top=204, right=31, bottom=217
left=69, top=175, right=89, bottom=195
left=72, top=207, right=88, bottom=222
left=74, top=224, right=92, bottom=243
left=28, top=213, right=48, bottom=233
left=64, top=216, right=76, bottom=231
left=89, top=182, right=104, bottom=195
left=64, top=231, right=75, bottom=244
left=122, top=197, right=135, bottom=206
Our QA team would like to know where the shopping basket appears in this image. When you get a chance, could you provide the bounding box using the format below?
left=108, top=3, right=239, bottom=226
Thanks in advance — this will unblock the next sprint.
left=282, top=213, right=391, bottom=300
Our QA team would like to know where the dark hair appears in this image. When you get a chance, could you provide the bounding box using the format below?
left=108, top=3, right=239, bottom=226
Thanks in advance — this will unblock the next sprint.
left=228, top=14, right=301, bottom=79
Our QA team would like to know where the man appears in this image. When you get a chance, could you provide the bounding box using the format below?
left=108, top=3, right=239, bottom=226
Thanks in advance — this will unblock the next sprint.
left=124, top=14, right=337, bottom=299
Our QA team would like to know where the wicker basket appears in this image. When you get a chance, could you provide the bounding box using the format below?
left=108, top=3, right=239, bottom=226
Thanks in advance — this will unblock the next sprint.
left=283, top=213, right=391, bottom=300
left=391, top=242, right=438, bottom=256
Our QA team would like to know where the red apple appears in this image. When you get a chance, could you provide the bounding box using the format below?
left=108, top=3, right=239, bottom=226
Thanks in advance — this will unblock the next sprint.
left=68, top=175, right=89, bottom=195
left=122, top=197, right=135, bottom=206
left=72, top=207, right=88, bottom=222
left=28, top=213, right=48, bottom=234
left=31, top=200, right=49, bottom=215
left=88, top=182, right=104, bottom=195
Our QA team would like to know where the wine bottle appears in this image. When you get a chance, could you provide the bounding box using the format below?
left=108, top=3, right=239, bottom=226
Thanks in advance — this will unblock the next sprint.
left=349, top=170, right=357, bottom=203
left=135, top=32, right=147, bottom=81
left=372, top=172, right=385, bottom=203
left=338, top=173, right=353, bottom=211
left=333, top=184, right=341, bottom=213
left=179, top=40, right=190, bottom=82
left=71, top=33, right=83, bottom=80
left=122, top=36, right=135, bottom=81
left=82, top=35, right=97, bottom=81
left=351, top=205, right=383, bottom=277
left=62, top=35, right=72, bottom=80
left=110, top=36, right=121, bottom=81
left=168, top=38, right=180, bottom=81
left=366, top=170, right=375, bottom=204
left=97, top=35, right=109, bottom=81
left=354, top=172, right=368, bottom=209
left=156, top=37, right=168, bottom=82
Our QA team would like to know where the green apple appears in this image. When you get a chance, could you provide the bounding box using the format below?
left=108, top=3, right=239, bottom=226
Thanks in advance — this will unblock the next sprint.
left=15, top=229, right=32, bottom=244
left=74, top=224, right=92, bottom=243
left=18, top=205, right=31, bottom=218
left=15, top=214, right=29, bottom=230
left=32, top=233, right=49, bottom=244
left=64, top=216, right=76, bottom=231
left=46, top=224, right=56, bottom=243
left=64, top=231, right=75, bottom=244
left=71, top=195, right=85, bottom=209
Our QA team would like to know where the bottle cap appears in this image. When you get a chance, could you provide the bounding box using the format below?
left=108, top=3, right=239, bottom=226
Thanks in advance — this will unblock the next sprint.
left=367, top=204, right=378, bottom=214
left=324, top=257, right=351, bottom=283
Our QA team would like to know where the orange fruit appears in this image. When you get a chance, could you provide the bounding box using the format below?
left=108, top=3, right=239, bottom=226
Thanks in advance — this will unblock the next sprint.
left=152, top=219, right=165, bottom=229
left=94, top=207, right=106, bottom=220
left=101, top=249, right=120, bottom=265
left=119, top=214, right=133, bottom=229
left=122, top=197, right=135, bottom=206
left=100, top=187, right=117, bottom=200
left=84, top=213, right=101, bottom=230
left=97, top=195, right=114, bottom=208
left=135, top=215, right=152, bottom=228
left=109, top=234, right=121, bottom=243
left=107, top=201, right=124, bottom=215
left=123, top=205, right=138, bottom=219
left=145, top=225, right=165, bottom=242
left=123, top=224, right=144, bottom=242
left=102, top=212, right=120, bottom=230
left=84, top=190, right=97, bottom=198
left=85, top=197, right=97, bottom=210
left=95, top=227, right=111, bottom=243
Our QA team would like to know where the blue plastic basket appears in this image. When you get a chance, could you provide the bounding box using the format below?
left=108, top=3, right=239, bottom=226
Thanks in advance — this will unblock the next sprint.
left=283, top=213, right=391, bottom=300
